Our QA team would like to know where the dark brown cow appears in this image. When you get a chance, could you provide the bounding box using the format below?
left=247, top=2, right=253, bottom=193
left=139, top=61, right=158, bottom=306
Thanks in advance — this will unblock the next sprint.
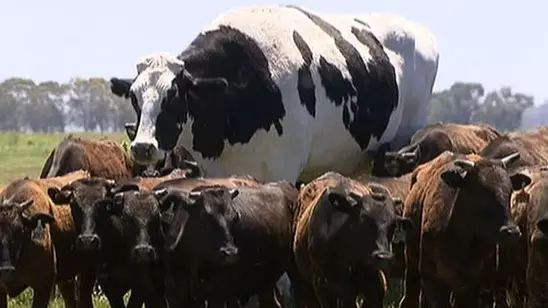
left=494, top=166, right=548, bottom=308
left=373, top=122, right=501, bottom=177
left=354, top=172, right=413, bottom=281
left=399, top=151, right=530, bottom=308
left=292, top=171, right=412, bottom=308
left=480, top=126, right=548, bottom=172
left=151, top=180, right=297, bottom=308
left=46, top=169, right=190, bottom=308
left=39, top=135, right=201, bottom=180
left=0, top=170, right=89, bottom=308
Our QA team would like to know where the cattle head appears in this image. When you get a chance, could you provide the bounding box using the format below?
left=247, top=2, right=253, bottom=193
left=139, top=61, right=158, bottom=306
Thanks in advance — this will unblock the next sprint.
left=383, top=129, right=454, bottom=177
left=0, top=197, right=54, bottom=282
left=316, top=183, right=412, bottom=271
left=439, top=152, right=531, bottom=245
left=48, top=178, right=117, bottom=251
left=154, top=185, right=241, bottom=265
left=105, top=187, right=164, bottom=265
left=111, top=52, right=233, bottom=166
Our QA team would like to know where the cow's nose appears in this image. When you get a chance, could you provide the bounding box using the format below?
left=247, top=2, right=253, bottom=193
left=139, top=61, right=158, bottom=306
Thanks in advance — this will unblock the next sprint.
left=219, top=245, right=239, bottom=264
left=499, top=225, right=521, bottom=245
left=371, top=250, right=394, bottom=270
left=76, top=234, right=101, bottom=251
left=131, top=142, right=157, bottom=163
left=131, top=245, right=156, bottom=264
left=0, top=265, right=15, bottom=281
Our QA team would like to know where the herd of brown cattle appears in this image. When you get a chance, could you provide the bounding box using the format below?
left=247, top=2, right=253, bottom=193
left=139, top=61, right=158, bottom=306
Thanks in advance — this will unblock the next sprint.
left=1, top=123, right=548, bottom=308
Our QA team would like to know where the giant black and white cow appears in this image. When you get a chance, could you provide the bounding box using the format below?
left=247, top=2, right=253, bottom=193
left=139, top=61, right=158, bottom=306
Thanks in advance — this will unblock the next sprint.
left=110, top=5, right=439, bottom=183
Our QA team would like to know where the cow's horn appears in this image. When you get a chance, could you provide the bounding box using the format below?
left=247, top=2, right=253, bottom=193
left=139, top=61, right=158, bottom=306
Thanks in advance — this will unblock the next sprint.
left=454, top=159, right=475, bottom=171
left=501, top=152, right=520, bottom=168
left=401, top=152, right=417, bottom=158
left=188, top=191, right=202, bottom=199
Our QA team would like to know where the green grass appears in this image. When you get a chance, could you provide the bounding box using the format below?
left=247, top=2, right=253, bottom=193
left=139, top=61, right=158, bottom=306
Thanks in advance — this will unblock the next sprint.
left=0, top=132, right=403, bottom=307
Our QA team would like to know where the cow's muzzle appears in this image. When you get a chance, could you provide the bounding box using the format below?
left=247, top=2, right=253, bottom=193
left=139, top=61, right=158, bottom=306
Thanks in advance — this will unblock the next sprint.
left=498, top=225, right=521, bottom=245
left=131, top=244, right=156, bottom=264
left=0, top=265, right=15, bottom=281
left=219, top=245, right=239, bottom=265
left=370, top=250, right=394, bottom=270
left=76, top=234, right=101, bottom=251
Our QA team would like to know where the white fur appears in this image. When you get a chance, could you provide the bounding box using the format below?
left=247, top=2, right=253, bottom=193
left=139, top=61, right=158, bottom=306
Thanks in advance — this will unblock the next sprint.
left=129, top=5, right=439, bottom=183
left=357, top=12, right=440, bottom=149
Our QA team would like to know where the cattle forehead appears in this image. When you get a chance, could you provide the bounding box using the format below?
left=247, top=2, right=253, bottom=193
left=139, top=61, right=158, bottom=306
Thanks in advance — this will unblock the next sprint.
left=122, top=192, right=159, bottom=216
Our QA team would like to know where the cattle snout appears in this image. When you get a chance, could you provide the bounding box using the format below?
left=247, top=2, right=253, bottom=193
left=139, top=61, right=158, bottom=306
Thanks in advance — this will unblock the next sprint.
left=76, top=234, right=101, bottom=251
left=131, top=142, right=161, bottom=165
left=370, top=250, right=394, bottom=270
left=498, top=225, right=521, bottom=245
left=131, top=244, right=156, bottom=264
left=0, top=266, right=15, bottom=281
left=219, top=245, right=239, bottom=265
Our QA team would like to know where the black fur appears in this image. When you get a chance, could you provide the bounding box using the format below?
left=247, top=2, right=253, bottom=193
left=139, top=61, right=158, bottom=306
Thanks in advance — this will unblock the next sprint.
left=287, top=5, right=399, bottom=150
left=292, top=31, right=317, bottom=117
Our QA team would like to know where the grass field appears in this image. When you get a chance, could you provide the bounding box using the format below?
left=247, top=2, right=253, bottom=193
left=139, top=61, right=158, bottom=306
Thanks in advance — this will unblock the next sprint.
left=0, top=132, right=402, bottom=307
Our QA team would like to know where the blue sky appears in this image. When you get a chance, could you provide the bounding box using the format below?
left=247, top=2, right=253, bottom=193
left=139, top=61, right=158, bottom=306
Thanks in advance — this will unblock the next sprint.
left=2, top=0, right=547, bottom=103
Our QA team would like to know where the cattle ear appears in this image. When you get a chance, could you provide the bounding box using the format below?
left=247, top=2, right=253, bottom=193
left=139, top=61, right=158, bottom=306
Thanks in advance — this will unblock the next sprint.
left=510, top=172, right=532, bottom=191
left=326, top=189, right=355, bottom=211
left=110, top=77, right=132, bottom=98
left=124, top=122, right=137, bottom=141
left=392, top=197, right=404, bottom=215
left=48, top=187, right=72, bottom=205
left=111, top=183, right=140, bottom=196
left=440, top=159, right=475, bottom=188
left=107, top=193, right=125, bottom=215
left=537, top=218, right=548, bottom=235
left=182, top=160, right=203, bottom=178
left=228, top=189, right=239, bottom=200
left=24, top=213, right=55, bottom=243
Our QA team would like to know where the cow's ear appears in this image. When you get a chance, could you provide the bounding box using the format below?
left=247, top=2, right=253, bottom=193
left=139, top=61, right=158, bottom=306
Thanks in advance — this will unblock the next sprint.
left=392, top=197, right=404, bottom=216
left=48, top=187, right=72, bottom=205
left=440, top=168, right=467, bottom=188
left=510, top=172, right=532, bottom=191
left=110, top=77, right=133, bottom=98
left=22, top=212, right=55, bottom=243
left=326, top=189, right=356, bottom=211
left=537, top=218, right=548, bottom=234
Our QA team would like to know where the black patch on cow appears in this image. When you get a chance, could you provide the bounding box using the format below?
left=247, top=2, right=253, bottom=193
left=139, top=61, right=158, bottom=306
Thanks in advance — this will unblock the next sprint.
left=162, top=25, right=285, bottom=159
left=292, top=31, right=316, bottom=117
left=287, top=5, right=399, bottom=150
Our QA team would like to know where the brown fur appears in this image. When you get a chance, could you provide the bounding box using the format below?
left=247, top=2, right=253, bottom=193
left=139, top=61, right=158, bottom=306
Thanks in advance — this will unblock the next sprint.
left=292, top=172, right=396, bottom=308
left=129, top=169, right=197, bottom=191
left=0, top=170, right=89, bottom=306
left=39, top=135, right=149, bottom=181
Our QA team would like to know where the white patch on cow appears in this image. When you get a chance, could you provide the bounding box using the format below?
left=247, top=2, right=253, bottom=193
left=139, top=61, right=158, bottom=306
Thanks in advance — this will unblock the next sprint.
left=129, top=52, right=185, bottom=164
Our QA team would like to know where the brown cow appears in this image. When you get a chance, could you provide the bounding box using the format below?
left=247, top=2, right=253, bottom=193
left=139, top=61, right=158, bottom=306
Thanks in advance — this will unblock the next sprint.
left=373, top=122, right=501, bottom=177
left=399, top=151, right=530, bottom=308
left=292, top=171, right=412, bottom=308
left=151, top=180, right=296, bottom=308
left=39, top=135, right=201, bottom=180
left=0, top=170, right=89, bottom=308
left=480, top=126, right=548, bottom=172
left=45, top=169, right=190, bottom=307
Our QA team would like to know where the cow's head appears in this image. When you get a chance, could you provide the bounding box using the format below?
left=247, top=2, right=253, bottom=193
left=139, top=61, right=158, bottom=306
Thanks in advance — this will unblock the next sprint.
left=155, top=185, right=240, bottom=265
left=384, top=130, right=453, bottom=177
left=439, top=152, right=530, bottom=245
left=48, top=178, right=117, bottom=251
left=105, top=187, right=163, bottom=265
left=0, top=197, right=54, bottom=282
left=316, top=182, right=412, bottom=271
left=110, top=52, right=229, bottom=166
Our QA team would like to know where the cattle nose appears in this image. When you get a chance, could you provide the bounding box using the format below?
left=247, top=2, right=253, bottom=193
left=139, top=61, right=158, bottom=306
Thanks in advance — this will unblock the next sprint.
left=131, top=142, right=157, bottom=163
left=498, top=225, right=522, bottom=245
left=370, top=251, right=394, bottom=270
left=219, top=246, right=239, bottom=264
left=76, top=234, right=101, bottom=251
left=0, top=266, right=15, bottom=281
left=131, top=245, right=156, bottom=264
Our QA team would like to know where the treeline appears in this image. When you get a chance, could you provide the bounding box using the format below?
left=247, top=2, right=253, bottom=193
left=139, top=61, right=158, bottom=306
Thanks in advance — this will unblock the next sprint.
left=0, top=77, right=545, bottom=133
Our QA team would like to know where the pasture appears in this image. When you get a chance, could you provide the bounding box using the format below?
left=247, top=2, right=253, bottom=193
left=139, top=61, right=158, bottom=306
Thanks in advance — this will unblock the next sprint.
left=0, top=132, right=403, bottom=307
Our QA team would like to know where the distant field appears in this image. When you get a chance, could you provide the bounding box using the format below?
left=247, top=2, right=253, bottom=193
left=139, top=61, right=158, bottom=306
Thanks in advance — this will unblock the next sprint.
left=0, top=132, right=402, bottom=307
